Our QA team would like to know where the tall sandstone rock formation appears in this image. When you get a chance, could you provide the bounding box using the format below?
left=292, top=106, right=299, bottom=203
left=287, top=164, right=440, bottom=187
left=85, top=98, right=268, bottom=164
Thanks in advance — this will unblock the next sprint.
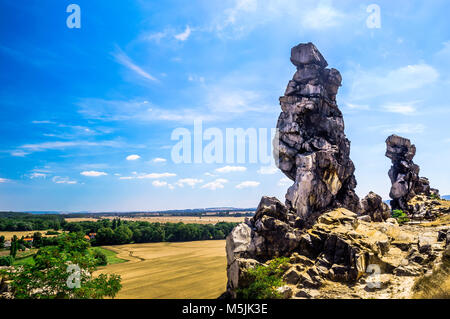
left=386, top=134, right=439, bottom=213
left=274, top=42, right=360, bottom=225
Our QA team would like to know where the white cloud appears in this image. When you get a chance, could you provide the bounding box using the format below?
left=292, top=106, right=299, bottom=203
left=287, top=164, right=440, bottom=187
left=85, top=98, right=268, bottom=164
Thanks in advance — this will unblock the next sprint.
left=300, top=4, right=345, bottom=30
left=236, top=181, right=260, bottom=189
left=15, top=140, right=123, bottom=155
left=174, top=25, right=192, bottom=41
left=0, top=178, right=10, bottom=183
left=175, top=178, right=204, bottom=188
left=382, top=102, right=418, bottom=115
left=201, top=178, right=228, bottom=190
left=113, top=48, right=158, bottom=82
left=126, top=154, right=141, bottom=161
left=30, top=172, right=47, bottom=179
left=138, top=172, right=176, bottom=179
left=345, top=103, right=370, bottom=111
left=152, top=157, right=167, bottom=163
left=348, top=64, right=439, bottom=100
left=52, top=176, right=77, bottom=184
left=152, top=180, right=168, bottom=187
left=80, top=171, right=108, bottom=177
left=215, top=165, right=247, bottom=173
left=120, top=172, right=176, bottom=180
left=277, top=177, right=292, bottom=187
left=370, top=124, right=426, bottom=135
left=204, top=172, right=217, bottom=177
left=257, top=165, right=278, bottom=175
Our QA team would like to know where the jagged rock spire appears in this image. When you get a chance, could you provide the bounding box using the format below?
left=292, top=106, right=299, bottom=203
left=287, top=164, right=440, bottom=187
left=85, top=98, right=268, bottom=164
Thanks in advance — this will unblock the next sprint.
left=274, top=42, right=360, bottom=224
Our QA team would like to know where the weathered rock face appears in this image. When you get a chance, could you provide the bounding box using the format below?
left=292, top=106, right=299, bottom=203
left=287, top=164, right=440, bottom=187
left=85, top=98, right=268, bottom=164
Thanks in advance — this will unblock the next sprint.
left=274, top=42, right=360, bottom=224
left=386, top=135, right=438, bottom=213
left=359, top=192, right=391, bottom=222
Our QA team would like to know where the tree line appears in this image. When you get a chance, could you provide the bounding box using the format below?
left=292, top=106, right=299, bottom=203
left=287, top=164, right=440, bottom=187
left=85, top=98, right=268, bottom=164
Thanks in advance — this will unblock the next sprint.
left=64, top=219, right=238, bottom=246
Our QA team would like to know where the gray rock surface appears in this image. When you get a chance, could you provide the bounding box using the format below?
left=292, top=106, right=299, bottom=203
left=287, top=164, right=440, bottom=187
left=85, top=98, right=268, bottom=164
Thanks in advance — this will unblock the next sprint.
left=274, top=42, right=360, bottom=225
left=360, top=191, right=391, bottom=222
left=386, top=135, right=439, bottom=213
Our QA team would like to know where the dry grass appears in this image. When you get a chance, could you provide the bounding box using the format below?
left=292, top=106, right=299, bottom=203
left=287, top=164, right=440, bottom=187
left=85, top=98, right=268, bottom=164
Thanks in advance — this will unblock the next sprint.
left=412, top=255, right=450, bottom=299
left=66, top=216, right=247, bottom=224
left=94, top=240, right=227, bottom=299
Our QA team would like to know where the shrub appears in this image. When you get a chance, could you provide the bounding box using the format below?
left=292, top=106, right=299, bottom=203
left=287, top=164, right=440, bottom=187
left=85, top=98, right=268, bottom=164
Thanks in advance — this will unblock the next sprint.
left=0, top=255, right=14, bottom=266
left=237, top=257, right=290, bottom=299
left=392, top=209, right=410, bottom=224
left=93, top=249, right=108, bottom=266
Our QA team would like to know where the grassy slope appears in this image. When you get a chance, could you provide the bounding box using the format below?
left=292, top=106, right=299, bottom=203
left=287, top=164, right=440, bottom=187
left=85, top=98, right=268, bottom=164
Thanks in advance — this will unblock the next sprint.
left=93, top=247, right=127, bottom=265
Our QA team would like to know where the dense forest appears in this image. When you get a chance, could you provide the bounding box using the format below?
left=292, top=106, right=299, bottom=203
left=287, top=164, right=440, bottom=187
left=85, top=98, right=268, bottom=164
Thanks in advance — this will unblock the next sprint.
left=0, top=212, right=65, bottom=231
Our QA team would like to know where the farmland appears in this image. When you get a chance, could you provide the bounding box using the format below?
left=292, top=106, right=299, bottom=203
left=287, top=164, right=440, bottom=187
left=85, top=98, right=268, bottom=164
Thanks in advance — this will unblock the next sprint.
left=95, top=240, right=227, bottom=299
left=66, top=216, right=247, bottom=224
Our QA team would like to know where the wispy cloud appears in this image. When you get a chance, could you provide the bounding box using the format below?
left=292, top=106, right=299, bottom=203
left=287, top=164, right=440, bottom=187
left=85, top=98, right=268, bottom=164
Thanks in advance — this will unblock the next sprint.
left=348, top=64, right=439, bottom=100
left=52, top=176, right=77, bottom=184
left=152, top=180, right=168, bottom=187
left=0, top=178, right=10, bottom=183
left=119, top=172, right=176, bottom=180
left=382, top=101, right=420, bottom=115
left=175, top=178, right=203, bottom=187
left=215, top=165, right=247, bottom=173
left=370, top=123, right=426, bottom=135
left=174, top=26, right=192, bottom=41
left=80, top=171, right=108, bottom=177
left=113, top=47, right=158, bottom=82
left=13, top=140, right=124, bottom=156
left=201, top=178, right=228, bottom=190
left=236, top=181, right=260, bottom=189
left=30, top=172, right=47, bottom=179
left=257, top=165, right=277, bottom=175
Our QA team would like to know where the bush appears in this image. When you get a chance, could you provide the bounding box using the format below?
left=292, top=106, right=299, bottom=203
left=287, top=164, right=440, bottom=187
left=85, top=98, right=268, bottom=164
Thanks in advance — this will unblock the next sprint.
left=237, top=257, right=290, bottom=299
left=93, top=249, right=108, bottom=266
left=392, top=209, right=410, bottom=224
left=0, top=255, right=14, bottom=266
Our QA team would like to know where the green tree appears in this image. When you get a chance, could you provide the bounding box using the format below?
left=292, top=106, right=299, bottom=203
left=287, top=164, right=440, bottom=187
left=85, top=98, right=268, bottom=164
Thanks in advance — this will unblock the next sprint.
left=0, top=233, right=121, bottom=299
left=0, top=235, right=5, bottom=249
left=33, top=232, right=43, bottom=248
left=10, top=235, right=18, bottom=258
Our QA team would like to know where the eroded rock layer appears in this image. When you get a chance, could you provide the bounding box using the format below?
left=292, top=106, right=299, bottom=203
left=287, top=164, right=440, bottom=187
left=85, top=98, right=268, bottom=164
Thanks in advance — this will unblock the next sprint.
left=274, top=42, right=359, bottom=224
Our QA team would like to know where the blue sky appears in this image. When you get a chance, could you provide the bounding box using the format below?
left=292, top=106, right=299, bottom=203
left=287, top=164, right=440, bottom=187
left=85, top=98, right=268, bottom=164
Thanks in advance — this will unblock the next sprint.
left=0, top=0, right=449, bottom=211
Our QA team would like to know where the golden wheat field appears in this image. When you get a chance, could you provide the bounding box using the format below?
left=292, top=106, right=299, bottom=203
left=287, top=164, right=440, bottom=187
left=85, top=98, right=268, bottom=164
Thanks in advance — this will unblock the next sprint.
left=66, top=216, right=247, bottom=224
left=94, top=240, right=227, bottom=299
left=0, top=230, right=61, bottom=241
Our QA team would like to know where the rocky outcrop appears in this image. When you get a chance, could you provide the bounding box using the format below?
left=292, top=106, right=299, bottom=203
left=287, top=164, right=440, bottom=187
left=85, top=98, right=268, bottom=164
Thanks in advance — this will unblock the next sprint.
left=359, top=192, right=391, bottom=222
left=274, top=42, right=360, bottom=226
left=224, top=42, right=449, bottom=299
left=408, top=194, right=450, bottom=220
left=386, top=135, right=439, bottom=213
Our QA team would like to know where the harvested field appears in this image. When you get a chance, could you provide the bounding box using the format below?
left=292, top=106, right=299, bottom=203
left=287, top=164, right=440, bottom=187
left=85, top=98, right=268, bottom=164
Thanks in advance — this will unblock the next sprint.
left=95, top=240, right=227, bottom=299
left=0, top=230, right=61, bottom=241
left=66, top=216, right=247, bottom=224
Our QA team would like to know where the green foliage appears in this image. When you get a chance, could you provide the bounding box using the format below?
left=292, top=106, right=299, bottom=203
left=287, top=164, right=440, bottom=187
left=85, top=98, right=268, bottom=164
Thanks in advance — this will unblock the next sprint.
left=237, top=257, right=290, bottom=299
left=1, top=233, right=122, bottom=299
left=45, top=230, right=60, bottom=235
left=74, top=219, right=238, bottom=246
left=392, top=209, right=410, bottom=224
left=0, top=255, right=14, bottom=266
left=0, top=212, right=65, bottom=231
left=0, top=235, right=4, bottom=249
left=10, top=235, right=18, bottom=258
left=92, top=249, right=108, bottom=266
